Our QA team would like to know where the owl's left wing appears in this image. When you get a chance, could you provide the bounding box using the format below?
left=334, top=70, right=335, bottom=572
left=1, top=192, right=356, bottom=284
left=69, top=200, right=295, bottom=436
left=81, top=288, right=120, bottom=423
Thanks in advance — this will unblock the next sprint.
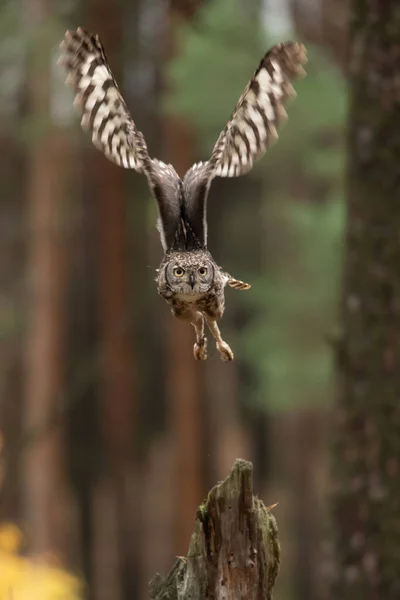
left=183, top=42, right=307, bottom=246
left=209, top=41, right=307, bottom=178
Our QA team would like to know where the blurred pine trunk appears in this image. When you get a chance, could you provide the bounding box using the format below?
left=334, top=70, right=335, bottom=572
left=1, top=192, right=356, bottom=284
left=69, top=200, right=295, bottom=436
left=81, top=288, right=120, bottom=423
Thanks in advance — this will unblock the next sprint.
left=82, top=1, right=140, bottom=598
left=329, top=1, right=400, bottom=598
left=269, top=409, right=328, bottom=600
left=162, top=0, right=206, bottom=559
left=0, top=77, right=27, bottom=524
left=202, top=0, right=264, bottom=490
left=203, top=161, right=263, bottom=486
left=23, top=0, right=76, bottom=563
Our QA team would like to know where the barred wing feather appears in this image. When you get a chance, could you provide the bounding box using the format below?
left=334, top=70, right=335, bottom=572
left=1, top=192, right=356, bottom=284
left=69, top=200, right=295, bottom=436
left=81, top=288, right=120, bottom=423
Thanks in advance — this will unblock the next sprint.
left=209, top=42, right=307, bottom=178
left=182, top=42, right=307, bottom=248
left=59, top=27, right=149, bottom=172
left=59, top=28, right=185, bottom=251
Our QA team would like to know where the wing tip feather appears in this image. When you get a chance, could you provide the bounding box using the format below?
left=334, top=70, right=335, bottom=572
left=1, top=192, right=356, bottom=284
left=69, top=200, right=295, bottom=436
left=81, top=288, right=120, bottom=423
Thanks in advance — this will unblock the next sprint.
left=228, top=279, right=252, bottom=291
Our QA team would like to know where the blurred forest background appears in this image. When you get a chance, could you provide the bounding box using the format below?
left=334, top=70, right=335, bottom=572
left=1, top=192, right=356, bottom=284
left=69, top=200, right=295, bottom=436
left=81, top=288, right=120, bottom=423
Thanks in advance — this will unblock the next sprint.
left=1, top=0, right=397, bottom=599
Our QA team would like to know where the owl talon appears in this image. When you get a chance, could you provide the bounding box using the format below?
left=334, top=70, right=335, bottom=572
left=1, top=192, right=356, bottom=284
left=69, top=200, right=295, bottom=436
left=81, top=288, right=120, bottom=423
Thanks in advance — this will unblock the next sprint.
left=194, top=337, right=208, bottom=361
left=217, top=341, right=234, bottom=362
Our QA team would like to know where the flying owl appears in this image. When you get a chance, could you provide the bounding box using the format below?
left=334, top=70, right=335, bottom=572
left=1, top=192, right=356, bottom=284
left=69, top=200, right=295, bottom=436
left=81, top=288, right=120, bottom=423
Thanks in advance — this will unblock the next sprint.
left=59, top=28, right=306, bottom=361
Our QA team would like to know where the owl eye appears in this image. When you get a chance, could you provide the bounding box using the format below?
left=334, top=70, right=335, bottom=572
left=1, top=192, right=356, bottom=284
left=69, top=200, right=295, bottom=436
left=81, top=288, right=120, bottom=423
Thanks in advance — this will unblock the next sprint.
left=173, top=267, right=185, bottom=277
left=198, top=267, right=208, bottom=276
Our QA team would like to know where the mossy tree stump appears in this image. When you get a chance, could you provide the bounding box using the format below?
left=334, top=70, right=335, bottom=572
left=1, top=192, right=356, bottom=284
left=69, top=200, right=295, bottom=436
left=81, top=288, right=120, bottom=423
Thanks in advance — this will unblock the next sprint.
left=149, top=459, right=280, bottom=600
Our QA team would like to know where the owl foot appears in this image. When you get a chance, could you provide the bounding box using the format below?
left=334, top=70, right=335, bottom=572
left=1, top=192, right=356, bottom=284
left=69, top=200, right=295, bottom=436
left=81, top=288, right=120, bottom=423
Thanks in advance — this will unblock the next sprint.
left=217, top=340, right=234, bottom=362
left=194, top=336, right=208, bottom=361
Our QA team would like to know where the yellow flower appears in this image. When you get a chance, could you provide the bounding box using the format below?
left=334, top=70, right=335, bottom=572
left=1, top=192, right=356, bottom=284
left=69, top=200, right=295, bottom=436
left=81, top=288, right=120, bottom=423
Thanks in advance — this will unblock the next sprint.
left=0, top=524, right=23, bottom=554
left=0, top=521, right=82, bottom=600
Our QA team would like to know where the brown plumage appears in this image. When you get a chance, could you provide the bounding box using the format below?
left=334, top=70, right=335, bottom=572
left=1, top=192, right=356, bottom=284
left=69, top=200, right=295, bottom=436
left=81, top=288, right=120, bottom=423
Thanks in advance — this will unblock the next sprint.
left=59, top=27, right=306, bottom=360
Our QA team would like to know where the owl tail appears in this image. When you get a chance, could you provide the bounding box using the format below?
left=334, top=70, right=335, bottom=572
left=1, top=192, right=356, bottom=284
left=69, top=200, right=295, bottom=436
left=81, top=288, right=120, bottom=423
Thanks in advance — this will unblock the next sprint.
left=227, top=278, right=251, bottom=291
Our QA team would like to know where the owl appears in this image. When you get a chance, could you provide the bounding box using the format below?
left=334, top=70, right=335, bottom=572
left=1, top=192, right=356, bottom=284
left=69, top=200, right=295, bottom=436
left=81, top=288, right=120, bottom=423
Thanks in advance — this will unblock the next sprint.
left=59, top=28, right=306, bottom=361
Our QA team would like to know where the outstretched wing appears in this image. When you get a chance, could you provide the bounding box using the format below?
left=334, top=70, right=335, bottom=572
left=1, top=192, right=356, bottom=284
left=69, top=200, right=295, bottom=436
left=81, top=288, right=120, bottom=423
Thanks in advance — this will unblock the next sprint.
left=59, top=27, right=149, bottom=171
left=59, top=27, right=183, bottom=251
left=183, top=42, right=307, bottom=246
left=210, top=42, right=307, bottom=177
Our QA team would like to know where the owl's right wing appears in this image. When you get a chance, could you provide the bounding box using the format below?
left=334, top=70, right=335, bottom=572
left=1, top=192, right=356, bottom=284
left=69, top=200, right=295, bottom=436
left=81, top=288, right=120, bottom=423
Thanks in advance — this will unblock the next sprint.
left=59, top=27, right=182, bottom=251
left=183, top=42, right=307, bottom=247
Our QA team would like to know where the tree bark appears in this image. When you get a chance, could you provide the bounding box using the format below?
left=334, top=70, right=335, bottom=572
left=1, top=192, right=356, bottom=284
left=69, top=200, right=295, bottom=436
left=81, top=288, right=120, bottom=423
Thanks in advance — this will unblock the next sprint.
left=150, top=459, right=280, bottom=600
left=84, top=1, right=139, bottom=597
left=0, top=103, right=27, bottom=525
left=23, top=0, right=74, bottom=561
left=329, top=1, right=400, bottom=598
left=163, top=0, right=205, bottom=557
left=87, top=0, right=137, bottom=479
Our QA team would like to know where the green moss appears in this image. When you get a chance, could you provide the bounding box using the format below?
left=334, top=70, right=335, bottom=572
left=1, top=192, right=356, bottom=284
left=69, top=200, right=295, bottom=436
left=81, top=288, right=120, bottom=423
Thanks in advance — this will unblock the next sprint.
left=196, top=503, right=208, bottom=523
left=255, top=498, right=281, bottom=595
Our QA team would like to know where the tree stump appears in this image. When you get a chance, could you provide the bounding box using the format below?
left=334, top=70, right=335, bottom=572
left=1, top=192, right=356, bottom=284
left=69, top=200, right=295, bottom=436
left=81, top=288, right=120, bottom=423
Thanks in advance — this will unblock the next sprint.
left=149, top=459, right=280, bottom=600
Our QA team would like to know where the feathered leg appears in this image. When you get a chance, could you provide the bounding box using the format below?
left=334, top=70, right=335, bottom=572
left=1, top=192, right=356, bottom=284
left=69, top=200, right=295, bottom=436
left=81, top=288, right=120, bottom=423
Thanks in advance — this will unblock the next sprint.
left=205, top=317, right=234, bottom=362
left=192, top=312, right=207, bottom=360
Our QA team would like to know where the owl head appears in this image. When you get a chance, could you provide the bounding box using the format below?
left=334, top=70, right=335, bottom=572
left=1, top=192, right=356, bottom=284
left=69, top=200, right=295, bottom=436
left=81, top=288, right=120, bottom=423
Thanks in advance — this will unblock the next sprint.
left=163, top=251, right=215, bottom=295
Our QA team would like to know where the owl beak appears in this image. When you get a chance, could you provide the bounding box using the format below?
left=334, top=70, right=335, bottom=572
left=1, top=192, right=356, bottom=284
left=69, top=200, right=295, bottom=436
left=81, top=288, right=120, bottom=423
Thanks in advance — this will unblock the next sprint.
left=189, top=272, right=195, bottom=289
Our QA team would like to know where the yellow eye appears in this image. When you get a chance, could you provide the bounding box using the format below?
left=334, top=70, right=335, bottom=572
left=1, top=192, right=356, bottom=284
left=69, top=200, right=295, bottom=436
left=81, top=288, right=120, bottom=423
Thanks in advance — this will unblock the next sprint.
left=198, top=267, right=207, bottom=276
left=173, top=267, right=184, bottom=277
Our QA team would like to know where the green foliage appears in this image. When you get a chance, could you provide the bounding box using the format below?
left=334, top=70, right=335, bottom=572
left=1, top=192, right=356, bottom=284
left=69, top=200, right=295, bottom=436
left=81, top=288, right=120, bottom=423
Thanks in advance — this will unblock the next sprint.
left=166, top=0, right=347, bottom=410
left=0, top=0, right=23, bottom=121
left=240, top=198, right=344, bottom=409
left=266, top=48, right=346, bottom=165
left=165, top=0, right=264, bottom=143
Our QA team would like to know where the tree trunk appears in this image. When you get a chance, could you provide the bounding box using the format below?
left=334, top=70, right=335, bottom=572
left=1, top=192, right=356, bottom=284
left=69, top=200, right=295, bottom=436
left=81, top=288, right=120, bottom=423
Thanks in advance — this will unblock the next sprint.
left=0, top=124, right=27, bottom=524
left=85, top=1, right=139, bottom=597
left=150, top=459, right=281, bottom=600
left=163, top=0, right=206, bottom=557
left=329, top=2, right=400, bottom=598
left=88, top=0, right=137, bottom=481
left=23, top=0, right=74, bottom=562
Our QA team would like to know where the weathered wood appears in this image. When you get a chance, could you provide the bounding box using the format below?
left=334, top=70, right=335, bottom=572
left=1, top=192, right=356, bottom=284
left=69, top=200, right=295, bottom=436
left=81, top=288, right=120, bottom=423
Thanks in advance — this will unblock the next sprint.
left=149, top=459, right=280, bottom=600
left=329, top=2, right=400, bottom=599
